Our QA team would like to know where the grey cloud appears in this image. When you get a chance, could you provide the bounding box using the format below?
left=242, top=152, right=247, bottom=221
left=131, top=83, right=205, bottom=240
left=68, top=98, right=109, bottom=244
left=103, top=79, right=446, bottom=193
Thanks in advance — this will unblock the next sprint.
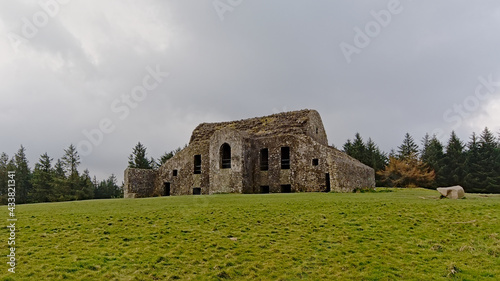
left=1, top=0, right=500, bottom=183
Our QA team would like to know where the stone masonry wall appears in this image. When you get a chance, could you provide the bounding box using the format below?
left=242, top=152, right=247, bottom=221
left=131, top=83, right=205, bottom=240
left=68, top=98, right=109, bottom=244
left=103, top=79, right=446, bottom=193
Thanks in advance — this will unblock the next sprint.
left=328, top=148, right=375, bottom=192
left=248, top=134, right=331, bottom=193
left=154, top=141, right=210, bottom=196
left=124, top=168, right=157, bottom=198
left=208, top=128, right=247, bottom=194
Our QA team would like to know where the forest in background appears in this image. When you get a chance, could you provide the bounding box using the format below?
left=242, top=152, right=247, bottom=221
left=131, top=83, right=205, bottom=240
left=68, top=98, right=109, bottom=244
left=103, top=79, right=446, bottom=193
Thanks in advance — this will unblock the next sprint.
left=343, top=127, right=500, bottom=194
left=1, top=127, right=499, bottom=204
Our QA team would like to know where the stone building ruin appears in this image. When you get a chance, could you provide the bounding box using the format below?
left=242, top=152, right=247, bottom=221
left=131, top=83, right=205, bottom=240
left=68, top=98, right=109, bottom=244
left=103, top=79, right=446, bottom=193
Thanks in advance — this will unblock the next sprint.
left=124, top=109, right=375, bottom=197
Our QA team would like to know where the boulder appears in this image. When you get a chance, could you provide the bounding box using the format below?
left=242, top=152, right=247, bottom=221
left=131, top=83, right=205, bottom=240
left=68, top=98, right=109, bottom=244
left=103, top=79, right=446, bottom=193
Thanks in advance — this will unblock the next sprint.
left=437, top=186, right=465, bottom=199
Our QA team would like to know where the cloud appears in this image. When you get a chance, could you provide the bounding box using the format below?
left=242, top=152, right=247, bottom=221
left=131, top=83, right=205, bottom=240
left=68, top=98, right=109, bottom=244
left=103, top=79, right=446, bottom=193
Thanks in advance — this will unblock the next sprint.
left=1, top=0, right=500, bottom=183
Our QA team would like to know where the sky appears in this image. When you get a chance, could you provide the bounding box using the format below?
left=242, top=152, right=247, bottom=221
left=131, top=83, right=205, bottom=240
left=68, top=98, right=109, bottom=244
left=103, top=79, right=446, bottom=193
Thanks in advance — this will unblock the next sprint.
left=1, top=0, right=500, bottom=183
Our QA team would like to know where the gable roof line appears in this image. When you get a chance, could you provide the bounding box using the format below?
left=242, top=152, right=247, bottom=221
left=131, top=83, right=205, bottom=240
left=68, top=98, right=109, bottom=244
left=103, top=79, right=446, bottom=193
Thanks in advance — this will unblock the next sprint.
left=189, top=109, right=317, bottom=143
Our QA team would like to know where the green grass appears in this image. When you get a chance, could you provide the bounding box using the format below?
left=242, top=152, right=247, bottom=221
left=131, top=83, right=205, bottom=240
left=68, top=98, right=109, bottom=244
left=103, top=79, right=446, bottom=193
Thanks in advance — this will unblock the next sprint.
left=3, top=188, right=500, bottom=280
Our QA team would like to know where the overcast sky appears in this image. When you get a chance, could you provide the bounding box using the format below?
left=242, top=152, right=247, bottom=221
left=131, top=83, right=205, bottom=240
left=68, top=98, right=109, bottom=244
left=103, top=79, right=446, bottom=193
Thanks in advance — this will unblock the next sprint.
left=1, top=0, right=500, bottom=183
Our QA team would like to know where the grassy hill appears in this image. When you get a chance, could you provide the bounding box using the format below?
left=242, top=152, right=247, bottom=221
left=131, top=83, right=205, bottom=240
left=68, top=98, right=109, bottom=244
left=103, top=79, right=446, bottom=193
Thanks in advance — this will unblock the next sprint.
left=3, top=188, right=500, bottom=280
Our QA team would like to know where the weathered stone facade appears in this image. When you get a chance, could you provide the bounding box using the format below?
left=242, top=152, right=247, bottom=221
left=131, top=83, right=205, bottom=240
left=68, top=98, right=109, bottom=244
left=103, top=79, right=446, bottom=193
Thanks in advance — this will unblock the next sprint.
left=124, top=109, right=375, bottom=197
left=123, top=168, right=156, bottom=198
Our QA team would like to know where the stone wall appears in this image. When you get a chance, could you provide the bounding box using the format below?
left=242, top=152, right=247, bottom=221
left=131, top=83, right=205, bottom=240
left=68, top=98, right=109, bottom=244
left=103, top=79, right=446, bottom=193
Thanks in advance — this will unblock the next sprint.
left=123, top=168, right=157, bottom=198
left=154, top=140, right=210, bottom=196
left=208, top=128, right=247, bottom=194
left=328, top=148, right=375, bottom=192
left=149, top=132, right=374, bottom=196
left=247, top=134, right=333, bottom=193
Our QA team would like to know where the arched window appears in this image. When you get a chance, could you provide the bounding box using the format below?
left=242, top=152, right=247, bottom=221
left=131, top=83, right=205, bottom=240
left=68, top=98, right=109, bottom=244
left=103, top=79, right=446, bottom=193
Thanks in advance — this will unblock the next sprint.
left=220, top=143, right=231, bottom=169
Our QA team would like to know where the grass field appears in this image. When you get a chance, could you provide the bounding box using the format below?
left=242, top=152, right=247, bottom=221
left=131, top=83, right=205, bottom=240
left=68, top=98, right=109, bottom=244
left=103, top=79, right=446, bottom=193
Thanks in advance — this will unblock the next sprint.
left=2, top=188, right=500, bottom=280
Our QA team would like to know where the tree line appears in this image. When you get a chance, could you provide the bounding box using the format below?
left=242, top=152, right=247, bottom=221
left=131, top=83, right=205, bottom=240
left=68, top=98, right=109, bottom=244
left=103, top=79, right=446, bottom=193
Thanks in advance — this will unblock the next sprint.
left=343, top=128, right=500, bottom=193
left=3, top=127, right=497, bottom=205
left=127, top=142, right=184, bottom=169
left=0, top=144, right=122, bottom=205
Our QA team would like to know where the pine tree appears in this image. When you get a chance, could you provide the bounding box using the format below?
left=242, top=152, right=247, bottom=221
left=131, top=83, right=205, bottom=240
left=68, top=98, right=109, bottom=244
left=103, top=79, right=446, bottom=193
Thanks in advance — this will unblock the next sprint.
left=350, top=133, right=368, bottom=164
left=397, top=133, right=419, bottom=160
left=78, top=169, right=95, bottom=200
left=92, top=176, right=100, bottom=199
left=94, top=174, right=122, bottom=199
left=441, top=131, right=465, bottom=187
left=158, top=147, right=183, bottom=165
left=477, top=128, right=500, bottom=193
left=128, top=142, right=153, bottom=169
left=420, top=134, right=445, bottom=187
left=0, top=153, right=10, bottom=204
left=464, top=132, right=483, bottom=192
left=51, top=159, right=67, bottom=201
left=61, top=144, right=81, bottom=200
left=62, top=144, right=80, bottom=178
left=14, top=145, right=32, bottom=204
left=106, top=174, right=122, bottom=198
left=150, top=157, right=159, bottom=169
left=343, top=139, right=353, bottom=154
left=365, top=138, right=387, bottom=172
left=30, top=153, right=54, bottom=203
left=158, top=151, right=174, bottom=165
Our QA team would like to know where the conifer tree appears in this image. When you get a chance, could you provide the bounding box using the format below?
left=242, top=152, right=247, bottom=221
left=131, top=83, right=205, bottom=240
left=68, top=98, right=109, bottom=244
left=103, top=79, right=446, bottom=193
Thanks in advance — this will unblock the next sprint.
left=95, top=174, right=122, bottom=199
left=0, top=153, right=10, bottom=204
left=61, top=144, right=81, bottom=200
left=477, top=128, right=500, bottom=193
left=78, top=169, right=95, bottom=200
left=441, top=131, right=465, bottom=187
left=158, top=147, right=183, bottom=165
left=158, top=151, right=174, bottom=165
left=397, top=133, right=419, bottom=160
left=106, top=174, right=122, bottom=198
left=14, top=145, right=32, bottom=204
left=54, top=159, right=65, bottom=178
left=62, top=144, right=80, bottom=178
left=420, top=134, right=445, bottom=187
left=350, top=133, right=368, bottom=164
left=30, top=153, right=54, bottom=203
left=464, top=133, right=483, bottom=192
left=128, top=142, right=153, bottom=169
left=365, top=138, right=387, bottom=171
